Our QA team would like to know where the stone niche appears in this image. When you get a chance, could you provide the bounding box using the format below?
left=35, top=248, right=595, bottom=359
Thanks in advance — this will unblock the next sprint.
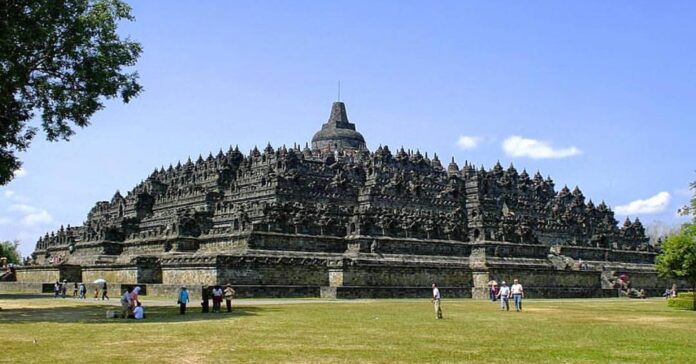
left=135, top=257, right=162, bottom=284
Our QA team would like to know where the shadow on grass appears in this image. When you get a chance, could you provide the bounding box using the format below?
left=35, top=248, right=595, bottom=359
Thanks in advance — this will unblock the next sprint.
left=0, top=294, right=53, bottom=300
left=0, top=303, right=273, bottom=324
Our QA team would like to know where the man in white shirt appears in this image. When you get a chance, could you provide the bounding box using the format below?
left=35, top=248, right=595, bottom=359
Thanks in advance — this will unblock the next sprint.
left=432, top=283, right=443, bottom=319
left=212, top=286, right=223, bottom=313
left=511, top=279, right=524, bottom=312
left=497, top=281, right=510, bottom=311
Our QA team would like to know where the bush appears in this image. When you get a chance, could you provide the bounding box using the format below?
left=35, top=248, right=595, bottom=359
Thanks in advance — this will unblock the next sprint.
left=668, top=292, right=695, bottom=310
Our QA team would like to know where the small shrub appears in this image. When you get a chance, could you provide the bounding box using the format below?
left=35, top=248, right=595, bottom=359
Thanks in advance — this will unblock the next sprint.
left=668, top=292, right=695, bottom=310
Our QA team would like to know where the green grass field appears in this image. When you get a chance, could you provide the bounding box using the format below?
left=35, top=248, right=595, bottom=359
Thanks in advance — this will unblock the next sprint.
left=1, top=295, right=694, bottom=363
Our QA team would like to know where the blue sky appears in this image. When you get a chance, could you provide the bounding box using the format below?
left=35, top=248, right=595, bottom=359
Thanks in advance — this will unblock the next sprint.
left=2, top=1, right=694, bottom=257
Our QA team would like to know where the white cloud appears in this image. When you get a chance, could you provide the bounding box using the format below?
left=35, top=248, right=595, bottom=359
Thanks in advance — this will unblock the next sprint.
left=22, top=210, right=54, bottom=226
left=3, top=190, right=15, bottom=198
left=456, top=136, right=482, bottom=150
left=615, top=192, right=671, bottom=215
left=14, top=168, right=27, bottom=177
left=502, top=136, right=582, bottom=159
left=8, top=203, right=54, bottom=226
left=9, top=203, right=39, bottom=214
left=0, top=217, right=12, bottom=225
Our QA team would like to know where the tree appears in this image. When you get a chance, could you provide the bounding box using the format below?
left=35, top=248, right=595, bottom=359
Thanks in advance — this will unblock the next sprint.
left=645, top=220, right=682, bottom=246
left=656, top=178, right=696, bottom=310
left=0, top=0, right=142, bottom=184
left=0, top=240, right=21, bottom=265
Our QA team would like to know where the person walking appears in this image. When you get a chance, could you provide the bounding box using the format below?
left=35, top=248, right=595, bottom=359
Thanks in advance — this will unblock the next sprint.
left=78, top=283, right=86, bottom=299
left=224, top=285, right=235, bottom=313
left=178, top=286, right=189, bottom=315
left=72, top=282, right=78, bottom=298
left=211, top=285, right=223, bottom=313
left=60, top=280, right=67, bottom=298
left=53, top=281, right=60, bottom=298
left=432, top=283, right=443, bottom=320
left=497, top=281, right=510, bottom=311
left=101, top=282, right=109, bottom=300
left=511, top=279, right=524, bottom=312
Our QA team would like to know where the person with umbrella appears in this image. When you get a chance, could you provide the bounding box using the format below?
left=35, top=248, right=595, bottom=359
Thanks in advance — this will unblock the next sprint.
left=93, top=278, right=106, bottom=300
left=101, top=281, right=109, bottom=300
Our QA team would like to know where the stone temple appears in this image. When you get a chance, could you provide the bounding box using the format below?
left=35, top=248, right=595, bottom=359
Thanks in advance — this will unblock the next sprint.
left=16, top=102, right=668, bottom=298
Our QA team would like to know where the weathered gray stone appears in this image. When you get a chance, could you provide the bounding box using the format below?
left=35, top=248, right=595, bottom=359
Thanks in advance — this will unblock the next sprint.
left=17, top=102, right=673, bottom=298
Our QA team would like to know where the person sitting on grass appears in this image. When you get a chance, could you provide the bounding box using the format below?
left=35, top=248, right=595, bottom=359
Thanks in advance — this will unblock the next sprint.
left=133, top=301, right=144, bottom=320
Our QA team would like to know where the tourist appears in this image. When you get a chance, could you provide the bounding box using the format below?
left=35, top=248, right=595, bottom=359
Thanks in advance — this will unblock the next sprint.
left=178, top=286, right=189, bottom=315
left=78, top=283, right=86, bottom=299
left=130, top=286, right=141, bottom=308
left=53, top=281, right=60, bottom=298
left=94, top=287, right=99, bottom=300
left=224, top=284, right=235, bottom=313
left=511, top=279, right=524, bottom=312
left=60, top=280, right=67, bottom=298
left=497, top=281, right=510, bottom=311
left=101, top=282, right=109, bottom=300
left=120, top=288, right=132, bottom=319
left=432, top=283, right=443, bottom=320
left=212, top=285, right=223, bottom=313
left=489, top=280, right=498, bottom=302
left=201, top=288, right=210, bottom=313
left=133, top=301, right=144, bottom=320
left=72, top=282, right=78, bottom=298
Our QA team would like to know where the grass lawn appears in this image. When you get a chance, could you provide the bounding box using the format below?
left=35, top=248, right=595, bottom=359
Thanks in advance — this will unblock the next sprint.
left=0, top=295, right=694, bottom=363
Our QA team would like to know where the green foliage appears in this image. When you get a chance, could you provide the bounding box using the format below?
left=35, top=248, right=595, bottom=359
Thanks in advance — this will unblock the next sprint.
left=668, top=292, right=695, bottom=310
left=0, top=240, right=21, bottom=265
left=0, top=0, right=142, bottom=184
left=656, top=177, right=696, bottom=309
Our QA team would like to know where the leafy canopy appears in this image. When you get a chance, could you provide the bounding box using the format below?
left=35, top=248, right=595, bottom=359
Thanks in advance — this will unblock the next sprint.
left=0, top=0, right=142, bottom=184
left=655, top=177, right=696, bottom=309
left=0, top=240, right=21, bottom=265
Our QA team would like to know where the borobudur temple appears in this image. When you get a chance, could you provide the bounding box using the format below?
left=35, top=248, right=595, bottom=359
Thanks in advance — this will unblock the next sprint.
left=17, top=102, right=669, bottom=298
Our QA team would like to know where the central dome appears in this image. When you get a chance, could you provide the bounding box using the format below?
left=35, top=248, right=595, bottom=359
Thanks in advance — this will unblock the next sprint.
left=311, top=102, right=366, bottom=152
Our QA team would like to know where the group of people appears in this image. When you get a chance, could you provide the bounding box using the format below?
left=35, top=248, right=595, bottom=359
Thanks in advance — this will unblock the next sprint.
left=432, top=279, right=525, bottom=319
left=177, top=284, right=235, bottom=315
left=493, top=279, right=524, bottom=312
left=119, top=286, right=144, bottom=319
left=662, top=284, right=678, bottom=298
left=53, top=280, right=109, bottom=300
